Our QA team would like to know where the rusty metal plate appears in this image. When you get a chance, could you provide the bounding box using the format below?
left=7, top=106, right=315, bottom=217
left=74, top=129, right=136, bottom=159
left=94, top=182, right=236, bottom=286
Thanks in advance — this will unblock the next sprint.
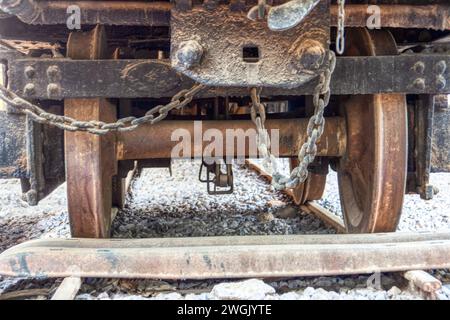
left=2, top=232, right=450, bottom=279
left=7, top=55, right=450, bottom=99
left=432, top=98, right=450, bottom=172
left=170, top=3, right=329, bottom=88
left=0, top=111, right=27, bottom=179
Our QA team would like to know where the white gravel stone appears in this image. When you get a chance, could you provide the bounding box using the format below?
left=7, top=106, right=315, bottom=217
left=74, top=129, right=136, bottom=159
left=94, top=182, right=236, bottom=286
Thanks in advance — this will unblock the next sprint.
left=211, top=279, right=275, bottom=300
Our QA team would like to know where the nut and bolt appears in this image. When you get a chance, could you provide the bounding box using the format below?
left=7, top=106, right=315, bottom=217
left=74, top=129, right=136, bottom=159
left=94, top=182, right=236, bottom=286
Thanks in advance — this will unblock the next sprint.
left=296, top=40, right=326, bottom=71
left=23, top=83, right=35, bottom=96
left=176, top=40, right=204, bottom=69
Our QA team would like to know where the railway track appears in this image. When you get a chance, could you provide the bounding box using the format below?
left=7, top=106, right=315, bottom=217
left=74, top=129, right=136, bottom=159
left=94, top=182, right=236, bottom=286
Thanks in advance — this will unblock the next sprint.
left=0, top=161, right=449, bottom=300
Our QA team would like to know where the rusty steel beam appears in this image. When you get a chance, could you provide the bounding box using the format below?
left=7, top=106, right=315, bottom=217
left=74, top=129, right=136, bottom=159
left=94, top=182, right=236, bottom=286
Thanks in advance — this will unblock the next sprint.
left=1, top=232, right=450, bottom=279
left=0, top=2, right=448, bottom=30
left=116, top=117, right=347, bottom=160
left=331, top=4, right=450, bottom=31
left=8, top=55, right=450, bottom=98
left=0, top=1, right=172, bottom=26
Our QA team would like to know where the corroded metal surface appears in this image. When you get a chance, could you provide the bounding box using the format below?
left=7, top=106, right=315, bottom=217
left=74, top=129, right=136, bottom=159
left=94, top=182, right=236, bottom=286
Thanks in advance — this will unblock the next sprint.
left=171, top=3, right=329, bottom=88
left=330, top=4, right=450, bottom=31
left=1, top=233, right=450, bottom=279
left=0, top=111, right=27, bottom=178
left=64, top=26, right=117, bottom=238
left=7, top=54, right=450, bottom=99
left=337, top=29, right=407, bottom=233
left=432, top=97, right=450, bottom=172
left=0, top=0, right=172, bottom=26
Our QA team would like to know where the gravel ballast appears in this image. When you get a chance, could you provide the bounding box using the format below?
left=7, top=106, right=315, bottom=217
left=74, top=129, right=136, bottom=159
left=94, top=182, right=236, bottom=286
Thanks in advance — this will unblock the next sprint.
left=0, top=160, right=449, bottom=300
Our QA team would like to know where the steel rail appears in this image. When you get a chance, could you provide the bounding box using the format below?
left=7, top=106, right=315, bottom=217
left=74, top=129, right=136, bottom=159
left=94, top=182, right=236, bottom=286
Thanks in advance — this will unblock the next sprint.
left=1, top=232, right=450, bottom=279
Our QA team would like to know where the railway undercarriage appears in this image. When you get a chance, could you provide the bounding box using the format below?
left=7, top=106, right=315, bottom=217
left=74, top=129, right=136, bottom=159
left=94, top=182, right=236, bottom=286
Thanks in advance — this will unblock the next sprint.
left=0, top=0, right=450, bottom=279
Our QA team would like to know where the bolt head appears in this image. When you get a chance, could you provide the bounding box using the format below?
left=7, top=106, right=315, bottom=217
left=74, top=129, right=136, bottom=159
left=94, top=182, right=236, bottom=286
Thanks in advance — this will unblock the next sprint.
left=176, top=40, right=204, bottom=69
left=47, top=83, right=60, bottom=97
left=23, top=83, right=35, bottom=96
left=46, top=65, right=60, bottom=80
left=296, top=40, right=325, bottom=71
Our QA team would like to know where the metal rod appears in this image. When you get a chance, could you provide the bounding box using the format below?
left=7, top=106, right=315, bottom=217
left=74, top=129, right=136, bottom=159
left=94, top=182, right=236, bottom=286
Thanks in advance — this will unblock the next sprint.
left=116, top=118, right=347, bottom=160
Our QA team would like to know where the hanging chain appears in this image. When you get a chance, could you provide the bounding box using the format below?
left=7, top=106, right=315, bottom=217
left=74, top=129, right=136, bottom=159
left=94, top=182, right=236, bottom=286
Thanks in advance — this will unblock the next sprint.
left=0, top=82, right=205, bottom=135
left=336, top=0, right=346, bottom=55
left=250, top=50, right=336, bottom=191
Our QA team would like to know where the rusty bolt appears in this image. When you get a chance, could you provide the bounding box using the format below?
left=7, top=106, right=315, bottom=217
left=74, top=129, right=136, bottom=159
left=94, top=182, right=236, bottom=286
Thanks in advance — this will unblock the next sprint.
left=435, top=60, right=447, bottom=74
left=296, top=40, right=326, bottom=71
left=46, top=65, right=61, bottom=81
left=47, top=83, right=60, bottom=97
left=176, top=40, right=204, bottom=69
left=436, top=75, right=447, bottom=90
left=23, top=83, right=35, bottom=96
left=24, top=66, right=35, bottom=78
left=413, top=78, right=426, bottom=90
left=413, top=61, right=425, bottom=74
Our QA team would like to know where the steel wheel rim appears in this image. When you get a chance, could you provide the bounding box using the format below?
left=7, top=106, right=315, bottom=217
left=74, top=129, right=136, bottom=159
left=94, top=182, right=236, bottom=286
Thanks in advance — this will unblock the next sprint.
left=337, top=28, right=408, bottom=233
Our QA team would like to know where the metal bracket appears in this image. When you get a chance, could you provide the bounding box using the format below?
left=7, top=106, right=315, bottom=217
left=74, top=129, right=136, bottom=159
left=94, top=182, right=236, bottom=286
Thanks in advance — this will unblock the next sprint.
left=170, top=2, right=329, bottom=88
left=199, top=161, right=234, bottom=195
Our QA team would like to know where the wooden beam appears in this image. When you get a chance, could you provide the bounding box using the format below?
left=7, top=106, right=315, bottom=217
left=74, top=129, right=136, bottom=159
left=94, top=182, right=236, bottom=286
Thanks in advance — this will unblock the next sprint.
left=51, top=277, right=82, bottom=300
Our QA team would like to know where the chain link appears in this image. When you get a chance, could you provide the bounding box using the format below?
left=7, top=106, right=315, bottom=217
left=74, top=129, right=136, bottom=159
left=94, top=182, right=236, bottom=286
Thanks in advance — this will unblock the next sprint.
left=0, top=82, right=205, bottom=135
left=336, top=0, right=346, bottom=55
left=250, top=50, right=336, bottom=191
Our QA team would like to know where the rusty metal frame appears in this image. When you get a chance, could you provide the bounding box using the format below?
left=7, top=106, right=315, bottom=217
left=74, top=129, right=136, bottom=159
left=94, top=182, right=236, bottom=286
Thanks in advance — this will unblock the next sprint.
left=5, top=54, right=450, bottom=98
left=1, top=232, right=450, bottom=279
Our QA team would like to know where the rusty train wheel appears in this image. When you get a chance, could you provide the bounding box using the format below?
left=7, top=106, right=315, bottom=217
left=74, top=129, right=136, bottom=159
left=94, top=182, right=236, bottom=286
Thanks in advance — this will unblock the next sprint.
left=65, top=26, right=118, bottom=238
left=289, top=158, right=327, bottom=205
left=337, top=28, right=408, bottom=233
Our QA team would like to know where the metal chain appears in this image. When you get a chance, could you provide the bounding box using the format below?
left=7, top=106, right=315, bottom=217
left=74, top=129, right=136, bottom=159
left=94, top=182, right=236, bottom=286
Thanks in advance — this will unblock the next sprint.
left=0, top=82, right=205, bottom=135
left=336, top=0, right=346, bottom=55
left=250, top=50, right=336, bottom=191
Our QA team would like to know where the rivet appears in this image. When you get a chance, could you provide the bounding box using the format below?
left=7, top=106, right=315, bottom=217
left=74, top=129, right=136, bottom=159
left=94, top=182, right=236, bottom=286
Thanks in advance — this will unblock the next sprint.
left=435, top=60, right=447, bottom=74
left=24, top=66, right=35, bottom=78
left=47, top=83, right=60, bottom=97
left=23, top=83, right=35, bottom=96
left=413, top=78, right=426, bottom=90
left=46, top=65, right=61, bottom=81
